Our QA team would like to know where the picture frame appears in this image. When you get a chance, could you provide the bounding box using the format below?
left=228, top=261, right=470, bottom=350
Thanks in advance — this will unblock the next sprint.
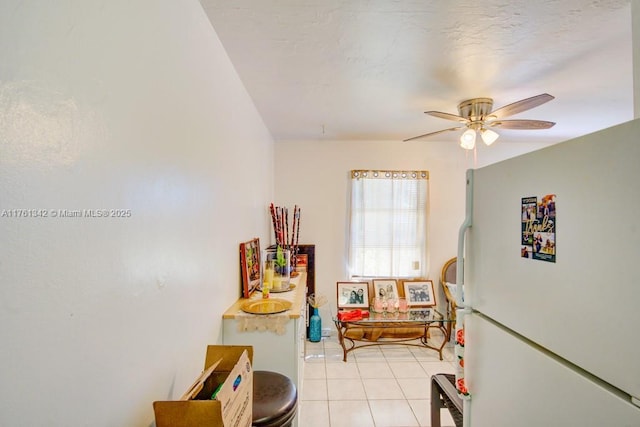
left=294, top=254, right=308, bottom=272
left=372, top=279, right=399, bottom=301
left=337, top=281, right=370, bottom=309
left=240, top=238, right=261, bottom=298
left=407, top=308, right=434, bottom=320
left=403, top=280, right=436, bottom=307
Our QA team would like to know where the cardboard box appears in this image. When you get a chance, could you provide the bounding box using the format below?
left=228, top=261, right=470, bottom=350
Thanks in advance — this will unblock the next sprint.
left=154, top=345, right=253, bottom=427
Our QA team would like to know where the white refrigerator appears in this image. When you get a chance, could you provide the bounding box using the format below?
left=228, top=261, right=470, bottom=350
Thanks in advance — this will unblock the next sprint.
left=459, top=118, right=640, bottom=426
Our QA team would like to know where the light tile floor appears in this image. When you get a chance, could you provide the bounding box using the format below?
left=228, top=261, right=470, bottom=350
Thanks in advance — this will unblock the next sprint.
left=299, top=329, right=458, bottom=427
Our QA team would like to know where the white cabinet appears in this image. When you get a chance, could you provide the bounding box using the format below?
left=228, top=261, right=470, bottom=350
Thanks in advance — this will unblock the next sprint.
left=222, top=273, right=307, bottom=424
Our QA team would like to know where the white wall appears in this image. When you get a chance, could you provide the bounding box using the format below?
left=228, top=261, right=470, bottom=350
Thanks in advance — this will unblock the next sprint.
left=274, top=138, right=551, bottom=320
left=0, top=1, right=273, bottom=426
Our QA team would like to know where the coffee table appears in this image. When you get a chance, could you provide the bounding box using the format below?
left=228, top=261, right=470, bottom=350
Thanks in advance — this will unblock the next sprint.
left=334, top=308, right=452, bottom=361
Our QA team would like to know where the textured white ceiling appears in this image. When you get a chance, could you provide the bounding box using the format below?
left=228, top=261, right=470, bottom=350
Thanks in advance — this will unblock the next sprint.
left=200, top=0, right=633, bottom=144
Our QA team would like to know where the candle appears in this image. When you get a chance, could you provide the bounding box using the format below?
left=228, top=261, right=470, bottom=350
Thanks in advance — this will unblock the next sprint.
left=263, top=259, right=274, bottom=298
left=263, top=268, right=274, bottom=289
left=374, top=297, right=384, bottom=312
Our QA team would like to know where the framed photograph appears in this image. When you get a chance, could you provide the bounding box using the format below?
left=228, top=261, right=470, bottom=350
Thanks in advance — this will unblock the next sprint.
left=408, top=308, right=434, bottom=320
left=240, top=238, right=261, bottom=298
left=337, top=282, right=370, bottom=309
left=372, top=279, right=399, bottom=301
left=403, top=280, right=436, bottom=307
left=294, top=254, right=308, bottom=272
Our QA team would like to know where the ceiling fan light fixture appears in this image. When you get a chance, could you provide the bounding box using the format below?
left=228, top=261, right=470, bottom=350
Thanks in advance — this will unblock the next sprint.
left=460, top=128, right=476, bottom=150
left=407, top=93, right=555, bottom=147
left=480, top=128, right=499, bottom=146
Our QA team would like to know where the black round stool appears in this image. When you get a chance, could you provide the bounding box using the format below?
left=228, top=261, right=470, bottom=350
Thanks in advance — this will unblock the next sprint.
left=252, top=371, right=297, bottom=427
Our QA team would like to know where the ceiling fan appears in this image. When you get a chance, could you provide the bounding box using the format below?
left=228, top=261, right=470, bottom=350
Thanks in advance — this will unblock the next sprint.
left=404, top=93, right=556, bottom=149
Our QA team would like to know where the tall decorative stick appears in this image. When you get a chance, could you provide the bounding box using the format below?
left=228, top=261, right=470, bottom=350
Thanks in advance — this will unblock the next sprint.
left=290, top=205, right=296, bottom=249
left=285, top=207, right=289, bottom=251
left=279, top=207, right=285, bottom=247
left=294, top=206, right=301, bottom=249
left=275, top=207, right=280, bottom=246
left=269, top=203, right=278, bottom=244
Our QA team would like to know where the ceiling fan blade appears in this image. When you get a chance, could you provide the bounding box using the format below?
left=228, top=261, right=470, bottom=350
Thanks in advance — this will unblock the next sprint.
left=403, top=126, right=464, bottom=142
left=425, top=111, right=469, bottom=123
left=489, top=93, right=554, bottom=119
left=488, top=120, right=556, bottom=130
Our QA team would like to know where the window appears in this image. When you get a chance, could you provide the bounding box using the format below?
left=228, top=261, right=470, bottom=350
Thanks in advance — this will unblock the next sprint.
left=348, top=170, right=429, bottom=278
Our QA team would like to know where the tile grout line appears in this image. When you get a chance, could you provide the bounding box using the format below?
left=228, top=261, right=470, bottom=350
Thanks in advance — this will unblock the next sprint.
left=303, top=336, right=457, bottom=427
left=388, top=345, right=424, bottom=427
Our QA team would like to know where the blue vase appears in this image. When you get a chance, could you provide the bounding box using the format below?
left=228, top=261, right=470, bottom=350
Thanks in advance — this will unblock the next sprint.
left=309, top=307, right=321, bottom=342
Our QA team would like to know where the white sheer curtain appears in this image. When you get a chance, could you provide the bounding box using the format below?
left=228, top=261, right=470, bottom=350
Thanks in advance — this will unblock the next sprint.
left=347, top=170, right=429, bottom=278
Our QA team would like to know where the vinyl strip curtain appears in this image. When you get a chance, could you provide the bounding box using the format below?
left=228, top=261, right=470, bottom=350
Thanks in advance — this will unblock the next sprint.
left=348, top=170, right=429, bottom=278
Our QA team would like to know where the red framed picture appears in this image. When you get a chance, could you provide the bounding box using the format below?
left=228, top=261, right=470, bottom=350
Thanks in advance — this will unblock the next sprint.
left=295, top=254, right=308, bottom=272
left=240, top=238, right=261, bottom=298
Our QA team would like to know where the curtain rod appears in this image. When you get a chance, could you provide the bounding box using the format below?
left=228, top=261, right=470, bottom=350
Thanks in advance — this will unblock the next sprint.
left=350, top=170, right=429, bottom=179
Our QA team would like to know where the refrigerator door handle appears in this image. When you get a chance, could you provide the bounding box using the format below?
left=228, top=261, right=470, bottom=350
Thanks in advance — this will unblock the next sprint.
left=457, top=169, right=474, bottom=427
left=456, top=169, right=473, bottom=308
